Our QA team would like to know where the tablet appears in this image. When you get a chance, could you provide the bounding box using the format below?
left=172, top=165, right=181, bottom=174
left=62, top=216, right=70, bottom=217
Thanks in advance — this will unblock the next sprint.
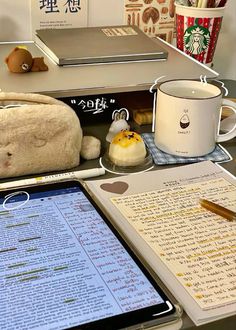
left=0, top=180, right=179, bottom=330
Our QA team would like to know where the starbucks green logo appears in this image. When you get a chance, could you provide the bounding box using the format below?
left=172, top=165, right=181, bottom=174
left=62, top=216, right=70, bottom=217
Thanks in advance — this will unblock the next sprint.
left=184, top=26, right=210, bottom=55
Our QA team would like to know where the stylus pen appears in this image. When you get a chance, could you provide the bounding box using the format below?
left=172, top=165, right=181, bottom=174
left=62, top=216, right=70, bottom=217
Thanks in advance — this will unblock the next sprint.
left=0, top=168, right=105, bottom=190
left=199, top=198, right=236, bottom=222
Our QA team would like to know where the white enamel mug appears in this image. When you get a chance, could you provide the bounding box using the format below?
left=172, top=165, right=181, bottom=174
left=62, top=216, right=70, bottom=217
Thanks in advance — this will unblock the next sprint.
left=154, top=80, right=236, bottom=157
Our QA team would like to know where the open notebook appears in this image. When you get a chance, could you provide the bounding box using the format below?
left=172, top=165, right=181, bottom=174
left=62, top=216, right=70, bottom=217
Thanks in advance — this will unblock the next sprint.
left=85, top=161, right=236, bottom=326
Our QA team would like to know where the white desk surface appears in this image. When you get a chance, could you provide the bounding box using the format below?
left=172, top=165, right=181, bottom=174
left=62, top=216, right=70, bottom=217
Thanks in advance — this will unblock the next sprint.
left=0, top=40, right=235, bottom=330
left=0, top=38, right=218, bottom=98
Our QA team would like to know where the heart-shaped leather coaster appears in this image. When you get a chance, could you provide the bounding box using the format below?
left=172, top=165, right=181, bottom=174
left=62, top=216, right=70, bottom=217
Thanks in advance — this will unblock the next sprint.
left=100, top=181, right=129, bottom=194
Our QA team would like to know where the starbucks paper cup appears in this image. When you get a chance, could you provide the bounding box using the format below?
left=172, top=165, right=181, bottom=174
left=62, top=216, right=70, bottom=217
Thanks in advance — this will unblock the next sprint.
left=175, top=4, right=225, bottom=65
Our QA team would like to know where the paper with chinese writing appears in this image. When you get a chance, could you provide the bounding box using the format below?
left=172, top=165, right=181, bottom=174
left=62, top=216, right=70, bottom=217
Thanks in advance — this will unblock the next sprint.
left=111, top=177, right=236, bottom=310
left=86, top=161, right=236, bottom=324
left=31, top=0, right=88, bottom=37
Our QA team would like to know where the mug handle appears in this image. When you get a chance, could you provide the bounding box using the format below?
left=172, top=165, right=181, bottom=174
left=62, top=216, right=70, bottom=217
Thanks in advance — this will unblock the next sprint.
left=216, top=99, right=236, bottom=143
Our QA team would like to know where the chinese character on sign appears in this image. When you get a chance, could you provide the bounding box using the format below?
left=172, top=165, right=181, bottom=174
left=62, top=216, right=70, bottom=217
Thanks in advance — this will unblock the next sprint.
left=39, top=0, right=60, bottom=13
left=32, top=0, right=88, bottom=34
left=39, top=0, right=81, bottom=14
left=64, top=0, right=81, bottom=13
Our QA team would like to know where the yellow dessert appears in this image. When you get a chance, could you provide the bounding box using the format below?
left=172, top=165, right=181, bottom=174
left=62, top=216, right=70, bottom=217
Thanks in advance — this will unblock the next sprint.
left=109, top=131, right=146, bottom=166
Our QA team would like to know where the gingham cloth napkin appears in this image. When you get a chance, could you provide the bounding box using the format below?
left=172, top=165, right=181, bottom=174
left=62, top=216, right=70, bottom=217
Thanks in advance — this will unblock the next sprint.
left=142, top=133, right=232, bottom=165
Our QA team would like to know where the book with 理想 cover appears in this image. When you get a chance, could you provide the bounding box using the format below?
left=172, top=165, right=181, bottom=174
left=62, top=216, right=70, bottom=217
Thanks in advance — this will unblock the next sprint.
left=85, top=161, right=236, bottom=326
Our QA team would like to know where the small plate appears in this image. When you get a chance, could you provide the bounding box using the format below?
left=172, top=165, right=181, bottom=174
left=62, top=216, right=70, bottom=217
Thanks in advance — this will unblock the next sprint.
left=99, top=149, right=154, bottom=175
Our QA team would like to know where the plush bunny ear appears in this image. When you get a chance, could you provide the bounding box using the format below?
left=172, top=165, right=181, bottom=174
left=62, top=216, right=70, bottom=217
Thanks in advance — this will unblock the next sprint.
left=119, top=108, right=129, bottom=121
left=112, top=110, right=120, bottom=121
left=112, top=108, right=129, bottom=121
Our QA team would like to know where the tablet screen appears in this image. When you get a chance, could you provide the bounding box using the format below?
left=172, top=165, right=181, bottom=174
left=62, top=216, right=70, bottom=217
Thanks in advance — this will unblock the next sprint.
left=0, top=181, right=176, bottom=330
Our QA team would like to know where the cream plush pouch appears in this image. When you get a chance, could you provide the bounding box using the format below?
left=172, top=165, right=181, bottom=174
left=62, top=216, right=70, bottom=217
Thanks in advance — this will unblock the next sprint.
left=0, top=92, right=83, bottom=178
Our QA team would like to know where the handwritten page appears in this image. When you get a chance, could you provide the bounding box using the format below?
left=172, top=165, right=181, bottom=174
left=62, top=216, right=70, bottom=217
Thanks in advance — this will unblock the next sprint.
left=111, top=177, right=236, bottom=310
